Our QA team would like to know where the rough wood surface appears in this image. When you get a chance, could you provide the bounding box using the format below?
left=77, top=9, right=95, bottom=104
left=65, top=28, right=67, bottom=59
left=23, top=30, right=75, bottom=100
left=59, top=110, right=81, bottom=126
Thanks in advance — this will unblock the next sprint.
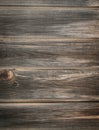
left=0, top=38, right=99, bottom=101
left=0, top=7, right=98, bottom=38
left=0, top=0, right=99, bottom=7
left=0, top=103, right=99, bottom=128
left=0, top=0, right=99, bottom=129
left=0, top=68, right=98, bottom=101
left=0, top=39, right=99, bottom=68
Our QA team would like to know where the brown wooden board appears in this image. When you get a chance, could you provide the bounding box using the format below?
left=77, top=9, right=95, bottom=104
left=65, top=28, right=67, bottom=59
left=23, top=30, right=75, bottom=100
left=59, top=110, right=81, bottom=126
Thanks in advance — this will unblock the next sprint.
left=0, top=68, right=98, bottom=101
left=0, top=39, right=99, bottom=68
left=0, top=38, right=99, bottom=101
left=0, top=7, right=98, bottom=38
left=0, top=0, right=99, bottom=129
left=0, top=0, right=99, bottom=7
left=0, top=103, right=99, bottom=128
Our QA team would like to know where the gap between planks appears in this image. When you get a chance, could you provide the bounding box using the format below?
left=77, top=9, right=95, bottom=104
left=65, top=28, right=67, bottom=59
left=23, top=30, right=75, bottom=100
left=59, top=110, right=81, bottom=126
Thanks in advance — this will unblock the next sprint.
left=0, top=37, right=98, bottom=43
left=0, top=66, right=99, bottom=71
left=0, top=6, right=98, bottom=10
left=0, top=100, right=99, bottom=104
left=0, top=5, right=99, bottom=8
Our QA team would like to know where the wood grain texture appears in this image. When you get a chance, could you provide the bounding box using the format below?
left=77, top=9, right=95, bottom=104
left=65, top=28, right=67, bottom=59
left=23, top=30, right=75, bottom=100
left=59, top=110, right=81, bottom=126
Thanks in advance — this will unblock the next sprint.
left=0, top=39, right=99, bottom=68
left=0, top=0, right=99, bottom=7
left=0, top=0, right=99, bottom=129
left=0, top=103, right=99, bottom=128
left=0, top=7, right=98, bottom=38
left=0, top=39, right=99, bottom=101
left=0, top=68, right=98, bottom=101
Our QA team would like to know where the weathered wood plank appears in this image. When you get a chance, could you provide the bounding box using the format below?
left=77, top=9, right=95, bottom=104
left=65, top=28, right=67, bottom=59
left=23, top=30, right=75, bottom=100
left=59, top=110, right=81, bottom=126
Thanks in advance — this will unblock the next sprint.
left=0, top=68, right=98, bottom=101
left=0, top=39, right=99, bottom=68
left=0, top=39, right=98, bottom=101
left=0, top=103, right=99, bottom=128
left=0, top=0, right=99, bottom=7
left=0, top=1, right=98, bottom=130
left=0, top=7, right=98, bottom=38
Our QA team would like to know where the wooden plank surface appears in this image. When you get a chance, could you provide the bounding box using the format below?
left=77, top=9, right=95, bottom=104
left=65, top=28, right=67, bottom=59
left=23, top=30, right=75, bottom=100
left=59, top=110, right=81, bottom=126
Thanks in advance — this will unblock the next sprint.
left=0, top=103, right=99, bottom=128
left=0, top=38, right=99, bottom=101
left=0, top=0, right=99, bottom=129
left=0, top=39, right=99, bottom=68
left=0, top=68, right=98, bottom=101
left=0, top=7, right=98, bottom=38
left=0, top=0, right=99, bottom=7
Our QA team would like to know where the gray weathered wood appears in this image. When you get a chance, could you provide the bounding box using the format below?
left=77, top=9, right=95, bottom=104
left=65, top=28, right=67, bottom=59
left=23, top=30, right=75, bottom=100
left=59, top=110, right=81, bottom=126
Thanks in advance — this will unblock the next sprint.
left=0, top=0, right=99, bottom=7
left=0, top=103, right=99, bottom=128
left=0, top=38, right=99, bottom=101
left=0, top=39, right=99, bottom=68
left=0, top=68, right=98, bottom=101
left=0, top=7, right=98, bottom=38
left=0, top=0, right=99, bottom=130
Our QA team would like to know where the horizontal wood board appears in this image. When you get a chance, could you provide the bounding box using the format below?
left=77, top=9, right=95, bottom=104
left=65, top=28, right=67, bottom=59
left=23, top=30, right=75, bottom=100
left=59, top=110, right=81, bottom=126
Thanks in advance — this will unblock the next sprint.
left=0, top=0, right=99, bottom=129
left=0, top=68, right=98, bottom=100
left=0, top=7, right=98, bottom=38
left=0, top=39, right=99, bottom=68
left=0, top=0, right=99, bottom=7
left=0, top=103, right=99, bottom=128
left=0, top=38, right=99, bottom=101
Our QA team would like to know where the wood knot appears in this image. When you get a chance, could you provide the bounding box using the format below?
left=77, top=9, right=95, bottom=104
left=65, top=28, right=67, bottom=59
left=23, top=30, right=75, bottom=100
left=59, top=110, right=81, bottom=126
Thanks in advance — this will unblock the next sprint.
left=0, top=70, right=14, bottom=81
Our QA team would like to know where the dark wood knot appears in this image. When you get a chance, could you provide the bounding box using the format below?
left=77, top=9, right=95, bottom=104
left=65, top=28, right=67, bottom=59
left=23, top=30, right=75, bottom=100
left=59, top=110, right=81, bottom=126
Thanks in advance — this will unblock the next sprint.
left=0, top=69, right=18, bottom=87
left=0, top=70, right=14, bottom=81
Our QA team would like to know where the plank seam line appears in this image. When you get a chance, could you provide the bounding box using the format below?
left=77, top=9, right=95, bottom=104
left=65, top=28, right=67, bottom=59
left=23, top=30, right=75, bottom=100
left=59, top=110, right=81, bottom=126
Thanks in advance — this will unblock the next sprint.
left=0, top=100, right=99, bottom=104
left=0, top=67, right=99, bottom=71
left=0, top=38, right=99, bottom=43
left=0, top=6, right=98, bottom=10
left=0, top=5, right=99, bottom=7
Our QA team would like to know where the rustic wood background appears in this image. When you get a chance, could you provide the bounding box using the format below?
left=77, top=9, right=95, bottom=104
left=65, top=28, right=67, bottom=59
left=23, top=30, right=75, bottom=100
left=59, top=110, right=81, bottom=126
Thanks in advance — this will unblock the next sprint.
left=0, top=0, right=99, bottom=129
